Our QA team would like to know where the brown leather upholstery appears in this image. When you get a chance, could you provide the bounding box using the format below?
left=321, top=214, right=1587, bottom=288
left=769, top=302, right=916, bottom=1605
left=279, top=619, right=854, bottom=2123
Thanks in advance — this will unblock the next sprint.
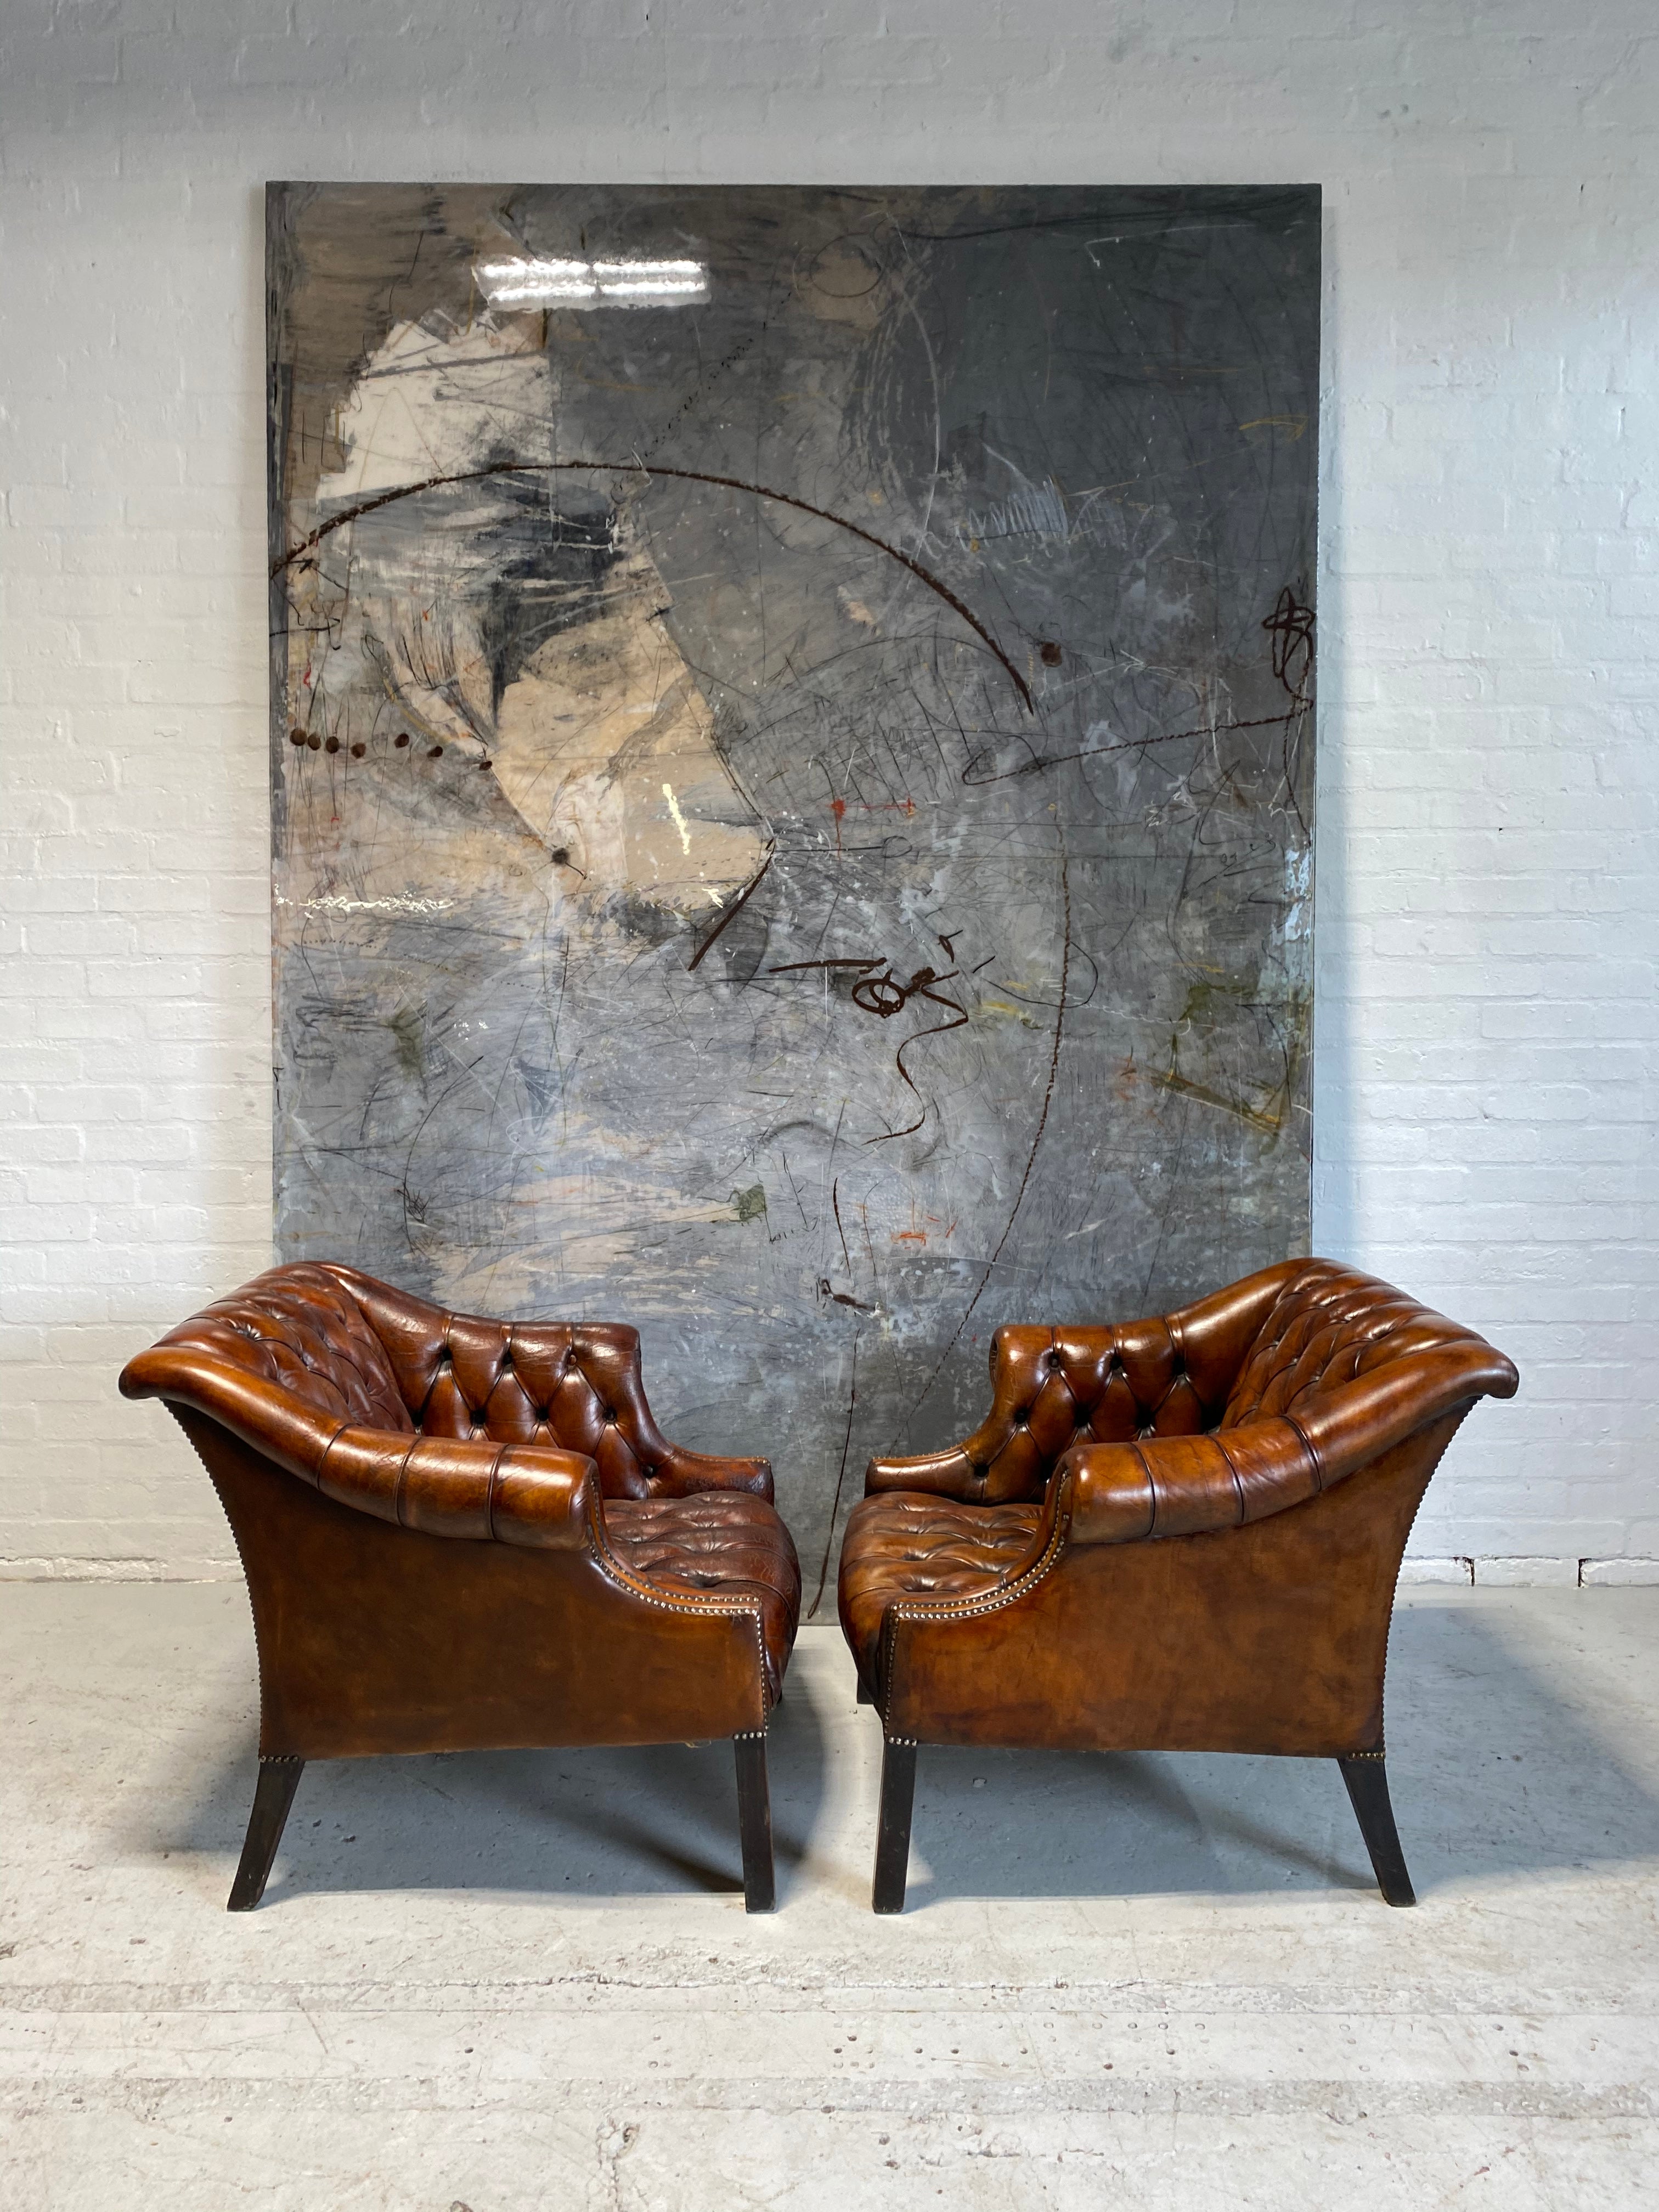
left=606, top=1494, right=800, bottom=1704
left=840, top=1259, right=1518, bottom=1910
left=121, top=1264, right=798, bottom=1910
left=838, top=1497, right=1045, bottom=1685
left=862, top=1257, right=1515, bottom=1515
left=121, top=1263, right=775, bottom=1544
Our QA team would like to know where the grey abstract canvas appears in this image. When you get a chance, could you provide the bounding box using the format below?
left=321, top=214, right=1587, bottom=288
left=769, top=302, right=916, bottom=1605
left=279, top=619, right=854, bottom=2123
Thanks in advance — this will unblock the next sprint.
left=268, top=182, right=1319, bottom=1587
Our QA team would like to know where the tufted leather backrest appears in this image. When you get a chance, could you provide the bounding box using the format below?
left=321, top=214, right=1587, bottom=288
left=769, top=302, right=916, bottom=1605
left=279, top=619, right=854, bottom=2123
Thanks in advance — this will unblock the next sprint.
left=125, top=1261, right=734, bottom=1505
left=1218, top=1259, right=1481, bottom=1430
left=950, top=1257, right=1504, bottom=1506
left=136, top=1266, right=416, bottom=1436
left=314, top=1266, right=679, bottom=1500
left=955, top=1318, right=1212, bottom=1503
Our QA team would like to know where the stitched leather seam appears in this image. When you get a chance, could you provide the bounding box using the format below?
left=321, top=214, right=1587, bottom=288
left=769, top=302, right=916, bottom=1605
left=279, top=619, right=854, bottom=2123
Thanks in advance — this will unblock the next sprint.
left=391, top=1434, right=419, bottom=1527
left=314, top=1419, right=351, bottom=1492
left=1212, top=1434, right=1248, bottom=1527
left=1284, top=1412, right=1322, bottom=1492
left=177, top=1415, right=272, bottom=1751
left=1130, top=1442, right=1156, bottom=1537
left=592, top=1533, right=774, bottom=1718
left=888, top=1508, right=1070, bottom=1635
left=484, top=1446, right=504, bottom=1542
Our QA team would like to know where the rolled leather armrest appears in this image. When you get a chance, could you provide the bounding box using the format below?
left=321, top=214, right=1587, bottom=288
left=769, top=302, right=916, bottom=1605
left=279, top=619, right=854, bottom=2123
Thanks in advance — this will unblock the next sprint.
left=318, top=1428, right=600, bottom=1548
left=1065, top=1421, right=1320, bottom=1544
left=651, top=1442, right=775, bottom=1503
left=1064, top=1339, right=1518, bottom=1546
left=120, top=1348, right=601, bottom=1550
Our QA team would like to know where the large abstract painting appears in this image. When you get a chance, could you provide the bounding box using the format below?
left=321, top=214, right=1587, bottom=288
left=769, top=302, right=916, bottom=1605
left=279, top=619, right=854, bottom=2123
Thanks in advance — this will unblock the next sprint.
left=268, top=182, right=1319, bottom=1585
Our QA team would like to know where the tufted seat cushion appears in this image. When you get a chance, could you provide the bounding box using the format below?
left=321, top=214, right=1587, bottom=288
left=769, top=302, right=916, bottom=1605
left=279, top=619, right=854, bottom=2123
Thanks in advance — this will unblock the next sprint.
left=607, top=1494, right=802, bottom=1703
left=837, top=1493, right=1045, bottom=1686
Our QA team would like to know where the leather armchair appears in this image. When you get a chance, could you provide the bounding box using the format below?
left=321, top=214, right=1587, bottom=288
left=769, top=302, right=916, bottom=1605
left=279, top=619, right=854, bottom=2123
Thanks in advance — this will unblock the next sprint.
left=838, top=1258, right=1517, bottom=1911
left=121, top=1263, right=800, bottom=1911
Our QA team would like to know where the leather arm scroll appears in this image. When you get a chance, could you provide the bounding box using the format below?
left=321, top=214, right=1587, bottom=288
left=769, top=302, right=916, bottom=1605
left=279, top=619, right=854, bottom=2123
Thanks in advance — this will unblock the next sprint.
left=120, top=1348, right=601, bottom=1550
left=318, top=1429, right=599, bottom=1549
left=1065, top=1421, right=1319, bottom=1544
left=864, top=1444, right=980, bottom=1502
left=650, top=1442, right=775, bottom=1503
left=1065, top=1340, right=1519, bottom=1545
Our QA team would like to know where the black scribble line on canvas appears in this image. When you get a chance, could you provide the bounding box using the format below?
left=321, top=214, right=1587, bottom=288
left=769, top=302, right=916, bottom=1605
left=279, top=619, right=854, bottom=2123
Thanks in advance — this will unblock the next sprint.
left=1264, top=583, right=1316, bottom=841
left=1262, top=583, right=1314, bottom=697
left=832, top=1176, right=852, bottom=1276
left=963, top=707, right=1294, bottom=786
left=687, top=844, right=776, bottom=972
left=272, top=457, right=1035, bottom=713
left=808, top=1329, right=860, bottom=1621
left=766, top=955, right=970, bottom=1143
left=876, top=992, right=971, bottom=1143
left=899, top=833, right=1072, bottom=1434
left=964, top=586, right=1314, bottom=786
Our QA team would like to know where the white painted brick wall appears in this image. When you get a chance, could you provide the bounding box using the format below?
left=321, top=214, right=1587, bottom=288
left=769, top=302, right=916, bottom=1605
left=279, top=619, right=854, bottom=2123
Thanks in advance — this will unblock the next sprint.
left=3, top=0, right=1656, bottom=1578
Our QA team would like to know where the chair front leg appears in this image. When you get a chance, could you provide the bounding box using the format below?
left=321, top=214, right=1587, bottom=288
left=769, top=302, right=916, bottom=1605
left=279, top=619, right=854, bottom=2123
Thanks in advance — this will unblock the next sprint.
left=733, top=1733, right=776, bottom=1912
left=1338, top=1752, right=1416, bottom=1906
left=228, top=1754, right=305, bottom=1911
left=872, top=1736, right=918, bottom=1914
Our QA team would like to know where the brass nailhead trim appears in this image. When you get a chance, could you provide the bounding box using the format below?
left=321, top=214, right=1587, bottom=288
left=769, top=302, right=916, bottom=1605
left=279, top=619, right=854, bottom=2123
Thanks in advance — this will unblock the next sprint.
left=881, top=1510, right=1071, bottom=1724
left=593, top=1537, right=772, bottom=1725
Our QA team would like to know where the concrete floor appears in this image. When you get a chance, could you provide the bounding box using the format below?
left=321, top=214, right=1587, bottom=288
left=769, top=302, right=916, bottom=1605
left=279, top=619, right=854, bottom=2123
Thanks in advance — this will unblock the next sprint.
left=2, top=1588, right=1657, bottom=2210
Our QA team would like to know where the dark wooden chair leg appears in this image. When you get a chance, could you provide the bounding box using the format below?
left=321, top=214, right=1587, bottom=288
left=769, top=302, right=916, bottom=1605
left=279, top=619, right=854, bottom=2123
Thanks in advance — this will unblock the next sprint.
left=1339, top=1753, right=1416, bottom=1906
left=872, top=1736, right=918, bottom=1914
left=228, top=1754, right=305, bottom=1912
left=733, top=1733, right=776, bottom=1912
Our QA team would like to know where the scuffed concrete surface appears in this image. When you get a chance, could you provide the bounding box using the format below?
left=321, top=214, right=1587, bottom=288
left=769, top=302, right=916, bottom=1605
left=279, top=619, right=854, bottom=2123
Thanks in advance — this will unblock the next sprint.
left=3, top=1589, right=1656, bottom=2208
